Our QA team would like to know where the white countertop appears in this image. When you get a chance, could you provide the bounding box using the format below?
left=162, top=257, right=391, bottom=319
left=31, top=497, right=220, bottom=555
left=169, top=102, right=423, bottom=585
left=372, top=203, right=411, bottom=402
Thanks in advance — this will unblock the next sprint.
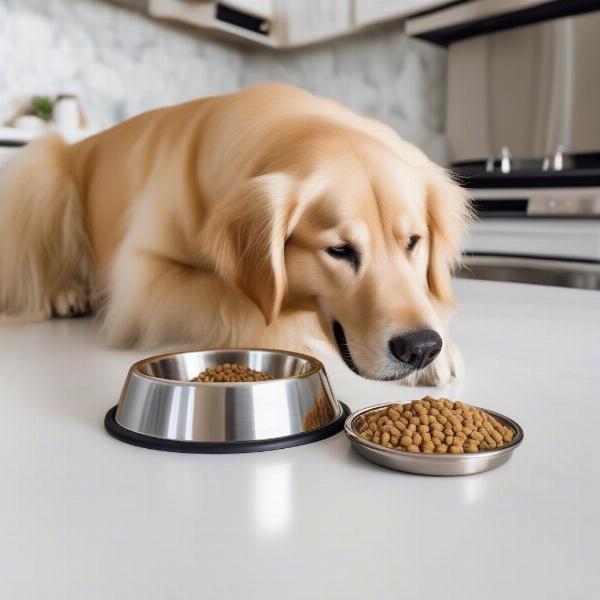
left=2, top=279, right=599, bottom=599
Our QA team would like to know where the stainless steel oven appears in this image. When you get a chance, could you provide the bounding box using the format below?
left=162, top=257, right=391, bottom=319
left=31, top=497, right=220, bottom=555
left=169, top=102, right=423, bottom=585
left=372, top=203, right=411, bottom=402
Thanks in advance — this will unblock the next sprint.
left=408, top=1, right=600, bottom=289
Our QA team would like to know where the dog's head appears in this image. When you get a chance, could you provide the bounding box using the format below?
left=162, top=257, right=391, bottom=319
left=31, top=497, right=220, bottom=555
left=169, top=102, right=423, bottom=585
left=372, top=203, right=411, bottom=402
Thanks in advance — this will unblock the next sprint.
left=203, top=135, right=470, bottom=381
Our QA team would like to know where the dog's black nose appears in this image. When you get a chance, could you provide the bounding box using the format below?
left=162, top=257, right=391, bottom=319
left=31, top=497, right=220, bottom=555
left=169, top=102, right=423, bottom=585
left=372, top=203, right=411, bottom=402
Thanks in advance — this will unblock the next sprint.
left=389, top=329, right=443, bottom=369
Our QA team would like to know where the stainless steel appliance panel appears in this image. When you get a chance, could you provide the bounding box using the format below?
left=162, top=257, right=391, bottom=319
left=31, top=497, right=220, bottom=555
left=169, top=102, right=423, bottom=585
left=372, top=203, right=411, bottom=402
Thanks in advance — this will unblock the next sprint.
left=447, top=10, right=600, bottom=164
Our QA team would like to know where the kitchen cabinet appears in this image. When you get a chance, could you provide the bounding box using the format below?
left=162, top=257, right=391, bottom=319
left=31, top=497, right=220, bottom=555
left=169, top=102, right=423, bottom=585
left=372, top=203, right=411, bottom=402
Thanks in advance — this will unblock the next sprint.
left=114, top=0, right=452, bottom=48
left=354, top=0, right=451, bottom=27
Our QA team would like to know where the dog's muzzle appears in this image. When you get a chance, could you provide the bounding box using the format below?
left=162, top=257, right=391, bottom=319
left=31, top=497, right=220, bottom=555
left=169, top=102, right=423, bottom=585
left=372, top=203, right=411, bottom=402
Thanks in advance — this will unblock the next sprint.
left=332, top=321, right=443, bottom=381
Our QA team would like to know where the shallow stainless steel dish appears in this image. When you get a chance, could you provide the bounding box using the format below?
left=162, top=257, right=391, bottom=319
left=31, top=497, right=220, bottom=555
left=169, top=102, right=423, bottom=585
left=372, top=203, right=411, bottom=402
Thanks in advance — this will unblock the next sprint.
left=345, top=403, right=523, bottom=476
left=105, top=348, right=349, bottom=453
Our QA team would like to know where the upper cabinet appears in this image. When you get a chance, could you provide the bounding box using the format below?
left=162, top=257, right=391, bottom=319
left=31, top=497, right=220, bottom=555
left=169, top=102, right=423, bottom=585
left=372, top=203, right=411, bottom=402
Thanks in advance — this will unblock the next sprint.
left=354, top=0, right=452, bottom=28
left=112, top=0, right=451, bottom=48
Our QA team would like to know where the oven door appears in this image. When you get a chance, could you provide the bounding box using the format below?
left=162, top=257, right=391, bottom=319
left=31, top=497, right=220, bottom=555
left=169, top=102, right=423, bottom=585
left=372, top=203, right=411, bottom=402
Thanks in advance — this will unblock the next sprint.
left=458, top=254, right=600, bottom=290
left=458, top=218, right=600, bottom=290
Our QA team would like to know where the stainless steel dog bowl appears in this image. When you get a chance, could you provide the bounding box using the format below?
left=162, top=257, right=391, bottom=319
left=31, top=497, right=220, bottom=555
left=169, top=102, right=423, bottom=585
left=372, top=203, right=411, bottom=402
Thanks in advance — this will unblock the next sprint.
left=105, top=348, right=349, bottom=453
left=345, top=403, right=524, bottom=476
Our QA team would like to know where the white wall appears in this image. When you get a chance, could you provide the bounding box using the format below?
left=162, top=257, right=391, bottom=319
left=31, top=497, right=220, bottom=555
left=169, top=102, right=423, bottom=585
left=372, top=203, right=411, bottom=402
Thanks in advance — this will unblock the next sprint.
left=0, top=0, right=448, bottom=162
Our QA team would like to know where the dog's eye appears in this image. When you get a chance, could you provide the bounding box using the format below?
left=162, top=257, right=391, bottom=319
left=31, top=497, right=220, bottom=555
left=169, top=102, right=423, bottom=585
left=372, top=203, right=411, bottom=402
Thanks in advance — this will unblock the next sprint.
left=406, top=235, right=420, bottom=253
left=325, top=244, right=360, bottom=271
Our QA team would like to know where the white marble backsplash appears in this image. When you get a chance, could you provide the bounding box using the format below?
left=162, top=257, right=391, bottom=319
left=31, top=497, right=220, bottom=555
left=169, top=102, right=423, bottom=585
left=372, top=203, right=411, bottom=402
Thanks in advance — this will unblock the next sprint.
left=0, top=0, right=447, bottom=162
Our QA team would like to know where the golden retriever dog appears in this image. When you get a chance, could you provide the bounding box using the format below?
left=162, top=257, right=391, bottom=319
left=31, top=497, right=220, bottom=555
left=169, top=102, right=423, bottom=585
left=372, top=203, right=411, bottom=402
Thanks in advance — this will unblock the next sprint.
left=0, top=83, right=470, bottom=385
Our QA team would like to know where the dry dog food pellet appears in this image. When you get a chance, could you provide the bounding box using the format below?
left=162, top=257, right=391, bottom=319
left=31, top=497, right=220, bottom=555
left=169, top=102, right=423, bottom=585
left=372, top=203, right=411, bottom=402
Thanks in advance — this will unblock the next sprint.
left=191, top=363, right=274, bottom=383
left=354, top=397, right=514, bottom=454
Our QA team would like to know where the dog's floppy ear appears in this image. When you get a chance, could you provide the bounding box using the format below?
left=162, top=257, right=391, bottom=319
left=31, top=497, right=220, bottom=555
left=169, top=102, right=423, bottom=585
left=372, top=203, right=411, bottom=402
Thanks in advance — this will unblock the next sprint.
left=426, top=168, right=472, bottom=307
left=202, top=173, right=298, bottom=325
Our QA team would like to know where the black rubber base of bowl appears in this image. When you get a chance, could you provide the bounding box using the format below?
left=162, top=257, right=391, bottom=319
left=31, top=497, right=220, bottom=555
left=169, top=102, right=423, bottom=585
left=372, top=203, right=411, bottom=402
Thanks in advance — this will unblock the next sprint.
left=104, top=403, right=351, bottom=454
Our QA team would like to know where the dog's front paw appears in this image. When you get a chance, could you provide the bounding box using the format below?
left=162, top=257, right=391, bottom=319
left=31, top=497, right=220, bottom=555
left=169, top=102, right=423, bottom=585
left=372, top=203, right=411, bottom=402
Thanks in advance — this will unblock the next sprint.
left=51, top=286, right=90, bottom=318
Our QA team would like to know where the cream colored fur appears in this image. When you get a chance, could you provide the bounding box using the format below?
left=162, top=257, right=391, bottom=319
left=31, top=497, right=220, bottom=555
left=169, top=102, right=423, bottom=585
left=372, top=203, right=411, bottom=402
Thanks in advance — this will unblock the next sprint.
left=0, top=134, right=91, bottom=322
left=0, top=84, right=470, bottom=385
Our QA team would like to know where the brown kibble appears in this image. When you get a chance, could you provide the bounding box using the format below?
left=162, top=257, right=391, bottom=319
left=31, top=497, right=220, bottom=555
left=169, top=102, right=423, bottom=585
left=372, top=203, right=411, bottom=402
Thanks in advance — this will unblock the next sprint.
left=400, top=436, right=413, bottom=448
left=482, top=433, right=497, bottom=449
left=388, top=409, right=400, bottom=421
left=487, top=415, right=502, bottom=429
left=355, top=398, right=515, bottom=457
left=491, top=430, right=503, bottom=443
left=192, top=363, right=274, bottom=383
